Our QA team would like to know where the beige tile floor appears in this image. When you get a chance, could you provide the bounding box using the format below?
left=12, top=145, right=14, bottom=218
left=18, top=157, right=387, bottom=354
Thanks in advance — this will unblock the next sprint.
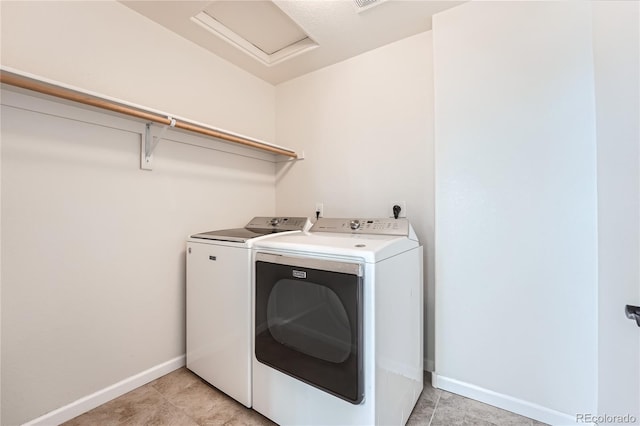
left=63, top=368, right=547, bottom=426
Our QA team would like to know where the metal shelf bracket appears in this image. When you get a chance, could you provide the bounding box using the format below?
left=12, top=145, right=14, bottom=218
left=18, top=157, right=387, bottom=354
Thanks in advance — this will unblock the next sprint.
left=141, top=117, right=176, bottom=170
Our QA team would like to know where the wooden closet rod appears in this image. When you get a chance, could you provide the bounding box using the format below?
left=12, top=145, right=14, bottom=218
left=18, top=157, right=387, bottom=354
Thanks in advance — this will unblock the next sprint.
left=0, top=70, right=298, bottom=159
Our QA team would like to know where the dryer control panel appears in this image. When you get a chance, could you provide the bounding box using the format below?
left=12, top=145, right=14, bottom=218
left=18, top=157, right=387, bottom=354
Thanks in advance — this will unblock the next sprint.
left=310, top=218, right=409, bottom=236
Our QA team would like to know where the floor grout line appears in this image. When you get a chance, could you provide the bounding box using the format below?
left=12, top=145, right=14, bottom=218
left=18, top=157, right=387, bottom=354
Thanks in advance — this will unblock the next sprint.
left=156, top=386, right=195, bottom=424
left=427, top=389, right=442, bottom=426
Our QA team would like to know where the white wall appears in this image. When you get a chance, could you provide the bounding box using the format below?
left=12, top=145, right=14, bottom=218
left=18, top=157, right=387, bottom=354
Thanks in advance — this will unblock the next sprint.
left=592, top=1, right=640, bottom=420
left=274, top=31, right=435, bottom=370
left=433, top=1, right=598, bottom=423
left=0, top=0, right=275, bottom=142
left=1, top=2, right=278, bottom=424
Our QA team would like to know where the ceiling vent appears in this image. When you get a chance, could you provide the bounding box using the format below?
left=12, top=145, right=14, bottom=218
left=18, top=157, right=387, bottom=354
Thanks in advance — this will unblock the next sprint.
left=353, top=0, right=386, bottom=13
left=191, top=1, right=318, bottom=67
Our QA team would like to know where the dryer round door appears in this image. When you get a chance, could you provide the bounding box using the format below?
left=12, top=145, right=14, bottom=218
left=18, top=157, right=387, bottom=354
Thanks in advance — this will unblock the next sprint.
left=255, top=253, right=364, bottom=404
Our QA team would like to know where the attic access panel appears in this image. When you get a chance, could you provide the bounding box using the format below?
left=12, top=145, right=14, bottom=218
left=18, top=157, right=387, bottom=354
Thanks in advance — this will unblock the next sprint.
left=192, top=1, right=318, bottom=66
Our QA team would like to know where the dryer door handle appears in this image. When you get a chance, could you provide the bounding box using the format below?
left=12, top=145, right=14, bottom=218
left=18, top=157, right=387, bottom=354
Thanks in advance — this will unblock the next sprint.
left=625, top=305, right=640, bottom=327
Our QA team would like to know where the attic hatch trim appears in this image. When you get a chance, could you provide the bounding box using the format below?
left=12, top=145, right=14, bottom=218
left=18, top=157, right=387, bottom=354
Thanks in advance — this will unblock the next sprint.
left=0, top=67, right=299, bottom=166
left=191, top=12, right=318, bottom=67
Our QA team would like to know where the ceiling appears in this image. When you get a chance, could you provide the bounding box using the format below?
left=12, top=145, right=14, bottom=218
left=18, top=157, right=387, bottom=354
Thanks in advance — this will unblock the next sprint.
left=120, top=0, right=463, bottom=85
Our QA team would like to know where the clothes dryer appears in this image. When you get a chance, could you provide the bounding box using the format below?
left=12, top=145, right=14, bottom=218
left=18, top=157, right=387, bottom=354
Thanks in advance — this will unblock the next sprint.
left=252, top=218, right=423, bottom=425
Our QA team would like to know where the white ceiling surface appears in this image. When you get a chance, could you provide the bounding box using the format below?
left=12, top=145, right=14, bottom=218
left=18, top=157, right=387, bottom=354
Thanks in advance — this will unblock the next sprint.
left=120, top=0, right=463, bottom=85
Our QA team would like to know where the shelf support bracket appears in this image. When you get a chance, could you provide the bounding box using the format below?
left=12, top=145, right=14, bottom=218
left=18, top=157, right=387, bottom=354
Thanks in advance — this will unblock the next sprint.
left=141, top=118, right=176, bottom=170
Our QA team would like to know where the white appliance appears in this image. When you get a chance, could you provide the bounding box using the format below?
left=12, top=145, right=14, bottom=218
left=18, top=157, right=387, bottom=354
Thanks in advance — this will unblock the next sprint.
left=186, top=217, right=310, bottom=408
left=252, top=218, right=423, bottom=425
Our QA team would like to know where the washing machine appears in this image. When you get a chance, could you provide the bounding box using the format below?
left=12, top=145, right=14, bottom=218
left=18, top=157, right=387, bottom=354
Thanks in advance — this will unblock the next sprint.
left=252, top=218, right=423, bottom=425
left=186, top=216, right=310, bottom=408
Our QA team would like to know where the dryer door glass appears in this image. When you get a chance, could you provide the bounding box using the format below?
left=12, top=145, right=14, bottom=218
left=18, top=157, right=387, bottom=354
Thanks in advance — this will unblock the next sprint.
left=255, top=255, right=363, bottom=404
left=267, top=278, right=351, bottom=363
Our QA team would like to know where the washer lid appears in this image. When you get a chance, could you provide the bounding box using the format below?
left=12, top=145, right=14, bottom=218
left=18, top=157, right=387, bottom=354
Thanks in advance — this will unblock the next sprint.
left=190, top=216, right=311, bottom=243
left=190, top=227, right=276, bottom=243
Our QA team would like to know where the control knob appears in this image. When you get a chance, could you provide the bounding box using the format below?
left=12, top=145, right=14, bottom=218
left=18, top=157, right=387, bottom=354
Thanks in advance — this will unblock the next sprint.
left=350, top=220, right=361, bottom=230
left=270, top=218, right=280, bottom=227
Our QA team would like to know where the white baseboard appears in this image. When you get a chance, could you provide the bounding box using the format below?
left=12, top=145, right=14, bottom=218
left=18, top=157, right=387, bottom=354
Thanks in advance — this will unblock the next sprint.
left=23, top=355, right=185, bottom=426
left=433, top=374, right=576, bottom=426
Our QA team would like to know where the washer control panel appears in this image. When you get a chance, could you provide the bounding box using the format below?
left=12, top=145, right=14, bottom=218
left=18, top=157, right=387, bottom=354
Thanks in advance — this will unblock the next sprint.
left=310, top=218, right=409, bottom=236
left=246, top=217, right=310, bottom=231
